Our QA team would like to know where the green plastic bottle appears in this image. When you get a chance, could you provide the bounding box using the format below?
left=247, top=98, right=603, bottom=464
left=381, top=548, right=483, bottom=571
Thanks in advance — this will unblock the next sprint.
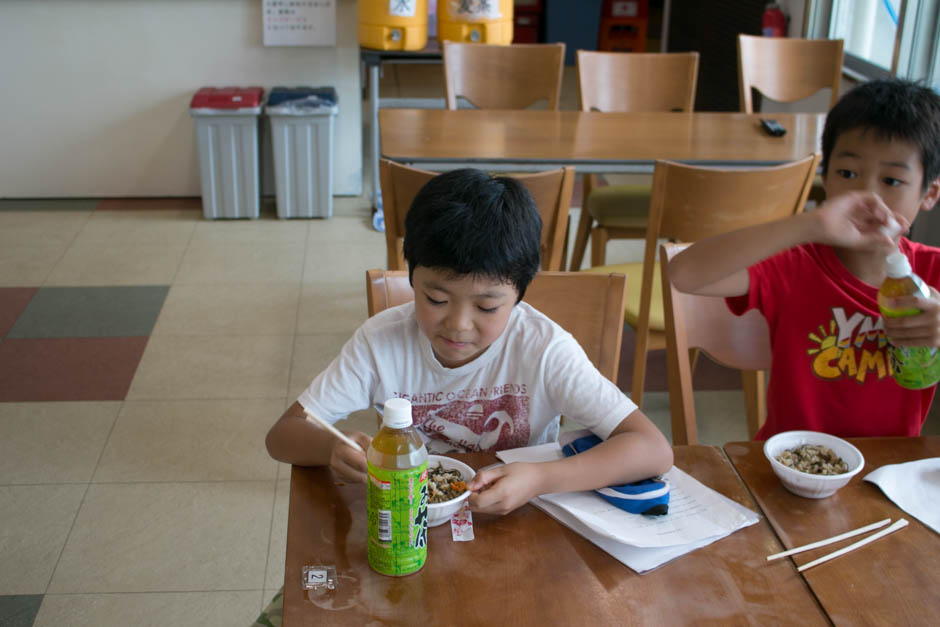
left=877, top=251, right=940, bottom=389
left=366, top=398, right=429, bottom=576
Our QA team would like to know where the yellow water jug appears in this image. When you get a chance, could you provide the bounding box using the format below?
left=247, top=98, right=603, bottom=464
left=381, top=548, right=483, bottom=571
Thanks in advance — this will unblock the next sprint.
left=359, top=0, right=429, bottom=51
left=438, top=0, right=514, bottom=44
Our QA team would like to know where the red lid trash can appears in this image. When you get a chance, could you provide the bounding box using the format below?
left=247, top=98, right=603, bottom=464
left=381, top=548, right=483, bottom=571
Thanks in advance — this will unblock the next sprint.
left=190, top=87, right=265, bottom=219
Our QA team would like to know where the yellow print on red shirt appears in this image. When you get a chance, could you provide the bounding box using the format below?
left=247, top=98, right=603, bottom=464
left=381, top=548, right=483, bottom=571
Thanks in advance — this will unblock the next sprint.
left=807, top=307, right=892, bottom=383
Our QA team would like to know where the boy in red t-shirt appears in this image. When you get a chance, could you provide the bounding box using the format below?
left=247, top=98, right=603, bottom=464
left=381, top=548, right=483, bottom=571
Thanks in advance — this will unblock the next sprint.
left=670, top=79, right=940, bottom=439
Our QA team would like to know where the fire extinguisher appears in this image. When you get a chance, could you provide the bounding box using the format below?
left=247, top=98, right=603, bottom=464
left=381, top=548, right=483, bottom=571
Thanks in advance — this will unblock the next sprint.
left=762, top=3, right=786, bottom=37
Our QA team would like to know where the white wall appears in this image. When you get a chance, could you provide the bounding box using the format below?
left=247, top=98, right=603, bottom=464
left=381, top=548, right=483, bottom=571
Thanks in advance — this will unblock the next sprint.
left=0, top=0, right=362, bottom=198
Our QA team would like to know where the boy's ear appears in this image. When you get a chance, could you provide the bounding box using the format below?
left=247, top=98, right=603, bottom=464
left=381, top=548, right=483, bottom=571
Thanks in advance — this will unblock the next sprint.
left=920, top=177, right=940, bottom=212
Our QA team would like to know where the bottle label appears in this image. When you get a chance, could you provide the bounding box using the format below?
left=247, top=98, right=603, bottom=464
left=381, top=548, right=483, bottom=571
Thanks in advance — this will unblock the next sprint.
left=887, top=345, right=940, bottom=390
left=367, top=461, right=428, bottom=576
left=879, top=273, right=940, bottom=389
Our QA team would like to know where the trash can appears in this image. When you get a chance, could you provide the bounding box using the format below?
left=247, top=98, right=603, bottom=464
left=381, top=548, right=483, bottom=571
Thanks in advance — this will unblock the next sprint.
left=265, top=87, right=339, bottom=219
left=190, top=87, right=264, bottom=219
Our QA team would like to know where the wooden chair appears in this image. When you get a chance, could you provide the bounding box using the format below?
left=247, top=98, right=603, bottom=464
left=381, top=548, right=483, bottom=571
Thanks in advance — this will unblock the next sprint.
left=737, top=35, right=843, bottom=114
left=378, top=159, right=575, bottom=271
left=737, top=35, right=842, bottom=205
left=584, top=154, right=819, bottom=410
left=569, top=50, right=700, bottom=271
left=442, top=42, right=566, bottom=110
left=660, top=243, right=772, bottom=445
left=366, top=269, right=627, bottom=383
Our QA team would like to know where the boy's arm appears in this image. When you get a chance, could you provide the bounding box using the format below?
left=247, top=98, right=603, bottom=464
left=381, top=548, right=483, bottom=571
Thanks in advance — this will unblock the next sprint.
left=265, top=401, right=373, bottom=482
left=467, top=409, right=673, bottom=515
left=669, top=191, right=902, bottom=297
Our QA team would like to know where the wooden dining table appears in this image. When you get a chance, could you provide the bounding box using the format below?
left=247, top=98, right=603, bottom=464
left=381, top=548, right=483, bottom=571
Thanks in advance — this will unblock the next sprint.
left=724, top=437, right=940, bottom=626
left=379, top=109, right=825, bottom=173
left=282, top=445, right=827, bottom=625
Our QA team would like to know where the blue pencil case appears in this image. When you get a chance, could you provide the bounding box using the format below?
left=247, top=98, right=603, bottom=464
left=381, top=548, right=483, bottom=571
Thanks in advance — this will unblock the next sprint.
left=562, top=434, right=670, bottom=516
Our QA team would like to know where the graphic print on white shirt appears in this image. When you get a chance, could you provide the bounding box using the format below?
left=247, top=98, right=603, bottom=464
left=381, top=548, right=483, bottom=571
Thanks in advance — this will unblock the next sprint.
left=408, top=393, right=530, bottom=452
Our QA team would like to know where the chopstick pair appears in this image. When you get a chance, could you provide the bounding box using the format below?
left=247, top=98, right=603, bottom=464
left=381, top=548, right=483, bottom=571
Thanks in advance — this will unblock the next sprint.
left=302, top=408, right=366, bottom=454
left=766, top=518, right=909, bottom=572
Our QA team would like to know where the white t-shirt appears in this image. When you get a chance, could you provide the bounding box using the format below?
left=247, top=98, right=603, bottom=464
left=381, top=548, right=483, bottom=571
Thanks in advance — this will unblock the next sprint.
left=297, top=301, right=636, bottom=454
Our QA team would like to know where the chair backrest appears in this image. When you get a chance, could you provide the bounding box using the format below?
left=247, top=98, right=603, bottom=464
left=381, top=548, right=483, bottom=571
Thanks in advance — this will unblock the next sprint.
left=443, top=41, right=566, bottom=110
left=648, top=154, right=819, bottom=245
left=365, top=269, right=628, bottom=383
left=577, top=50, right=699, bottom=113
left=737, top=34, right=843, bottom=113
left=378, top=159, right=575, bottom=271
left=660, top=243, right=771, bottom=445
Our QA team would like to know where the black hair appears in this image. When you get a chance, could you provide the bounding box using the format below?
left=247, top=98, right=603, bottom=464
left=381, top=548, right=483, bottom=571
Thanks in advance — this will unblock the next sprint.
left=821, top=78, right=940, bottom=190
left=403, top=168, right=542, bottom=301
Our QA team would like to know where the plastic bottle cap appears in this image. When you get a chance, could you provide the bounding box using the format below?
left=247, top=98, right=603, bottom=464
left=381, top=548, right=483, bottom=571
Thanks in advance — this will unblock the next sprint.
left=885, top=251, right=912, bottom=278
left=382, top=398, right=413, bottom=428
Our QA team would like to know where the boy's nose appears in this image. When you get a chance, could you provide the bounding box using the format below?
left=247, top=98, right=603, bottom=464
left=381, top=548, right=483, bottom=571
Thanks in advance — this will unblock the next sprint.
left=445, top=308, right=473, bottom=331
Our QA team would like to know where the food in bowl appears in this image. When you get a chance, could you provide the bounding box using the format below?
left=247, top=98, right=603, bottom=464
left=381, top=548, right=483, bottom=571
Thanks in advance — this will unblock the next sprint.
left=763, top=431, right=864, bottom=499
left=426, top=455, right=476, bottom=526
left=428, top=463, right=468, bottom=504
left=775, top=444, right=848, bottom=475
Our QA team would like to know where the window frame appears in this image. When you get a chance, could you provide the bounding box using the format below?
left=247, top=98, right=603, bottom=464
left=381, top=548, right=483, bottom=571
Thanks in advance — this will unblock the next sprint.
left=807, top=0, right=940, bottom=84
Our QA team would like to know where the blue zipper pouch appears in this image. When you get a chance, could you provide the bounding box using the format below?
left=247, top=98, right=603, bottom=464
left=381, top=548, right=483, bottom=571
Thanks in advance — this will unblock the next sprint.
left=562, top=434, right=670, bottom=516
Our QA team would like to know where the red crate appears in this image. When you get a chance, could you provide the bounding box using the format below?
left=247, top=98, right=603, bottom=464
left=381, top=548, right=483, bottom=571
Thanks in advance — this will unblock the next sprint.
left=601, top=0, right=648, bottom=19
left=598, top=17, right=647, bottom=52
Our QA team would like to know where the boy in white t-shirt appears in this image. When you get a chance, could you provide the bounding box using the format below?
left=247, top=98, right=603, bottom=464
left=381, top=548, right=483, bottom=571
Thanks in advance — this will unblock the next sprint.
left=265, top=168, right=672, bottom=516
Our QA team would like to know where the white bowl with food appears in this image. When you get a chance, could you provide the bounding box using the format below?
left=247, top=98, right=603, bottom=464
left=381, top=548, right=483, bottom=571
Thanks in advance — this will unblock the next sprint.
left=763, top=431, right=864, bottom=499
left=427, top=455, right=475, bottom=527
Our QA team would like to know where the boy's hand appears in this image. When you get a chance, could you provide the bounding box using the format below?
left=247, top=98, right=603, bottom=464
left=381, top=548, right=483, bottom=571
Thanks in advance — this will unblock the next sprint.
left=467, top=462, right=542, bottom=515
left=328, top=432, right=372, bottom=483
left=813, top=191, right=908, bottom=250
left=883, top=286, right=940, bottom=348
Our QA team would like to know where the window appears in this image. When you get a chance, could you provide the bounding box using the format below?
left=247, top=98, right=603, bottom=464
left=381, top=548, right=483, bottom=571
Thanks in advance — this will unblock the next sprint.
left=829, top=0, right=898, bottom=73
left=809, top=0, right=940, bottom=88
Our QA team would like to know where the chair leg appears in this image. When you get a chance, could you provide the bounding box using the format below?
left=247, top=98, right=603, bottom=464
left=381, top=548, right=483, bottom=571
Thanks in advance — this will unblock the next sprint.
left=742, top=370, right=767, bottom=439
left=570, top=199, right=593, bottom=271
left=560, top=214, right=571, bottom=272
left=590, top=226, right=609, bottom=268
left=631, top=323, right=649, bottom=410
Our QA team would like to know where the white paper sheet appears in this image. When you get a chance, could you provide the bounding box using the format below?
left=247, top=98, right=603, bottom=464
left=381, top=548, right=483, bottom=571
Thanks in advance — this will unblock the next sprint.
left=532, top=488, right=759, bottom=573
left=864, top=457, right=940, bottom=534
left=494, top=439, right=759, bottom=571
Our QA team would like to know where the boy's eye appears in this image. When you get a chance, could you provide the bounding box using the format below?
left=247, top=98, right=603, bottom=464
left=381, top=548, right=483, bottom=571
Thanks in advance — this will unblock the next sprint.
left=426, top=295, right=446, bottom=306
left=478, top=305, right=499, bottom=313
left=883, top=177, right=904, bottom=187
left=836, top=169, right=857, bottom=180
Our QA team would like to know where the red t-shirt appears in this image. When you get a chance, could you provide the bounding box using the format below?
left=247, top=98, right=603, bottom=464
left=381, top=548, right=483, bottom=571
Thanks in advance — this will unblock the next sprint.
left=727, top=239, right=940, bottom=439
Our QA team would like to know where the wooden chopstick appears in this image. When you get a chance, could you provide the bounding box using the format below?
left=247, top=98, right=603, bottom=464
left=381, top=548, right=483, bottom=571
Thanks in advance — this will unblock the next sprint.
left=302, top=408, right=366, bottom=454
left=766, top=518, right=891, bottom=561
left=796, top=519, right=909, bottom=573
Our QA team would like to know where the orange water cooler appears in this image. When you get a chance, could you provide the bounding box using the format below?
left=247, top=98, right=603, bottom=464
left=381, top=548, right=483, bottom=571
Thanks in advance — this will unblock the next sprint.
left=358, top=0, right=429, bottom=51
left=438, top=0, right=514, bottom=44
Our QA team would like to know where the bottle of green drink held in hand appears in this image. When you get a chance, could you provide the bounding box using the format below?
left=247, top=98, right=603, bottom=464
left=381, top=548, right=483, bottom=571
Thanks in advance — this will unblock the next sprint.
left=877, top=251, right=940, bottom=389
left=367, top=398, right=429, bottom=576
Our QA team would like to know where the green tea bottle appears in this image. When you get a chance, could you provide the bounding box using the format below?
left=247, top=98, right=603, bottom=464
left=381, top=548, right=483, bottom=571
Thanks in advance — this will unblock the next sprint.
left=877, top=251, right=940, bottom=389
left=366, top=398, right=429, bottom=576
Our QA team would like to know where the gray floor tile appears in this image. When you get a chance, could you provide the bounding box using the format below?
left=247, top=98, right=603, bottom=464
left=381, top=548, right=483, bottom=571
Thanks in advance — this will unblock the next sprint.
left=0, top=595, right=43, bottom=627
left=8, top=286, right=168, bottom=338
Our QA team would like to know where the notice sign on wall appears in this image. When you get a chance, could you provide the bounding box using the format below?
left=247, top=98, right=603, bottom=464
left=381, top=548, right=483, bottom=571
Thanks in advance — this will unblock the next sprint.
left=263, top=0, right=336, bottom=46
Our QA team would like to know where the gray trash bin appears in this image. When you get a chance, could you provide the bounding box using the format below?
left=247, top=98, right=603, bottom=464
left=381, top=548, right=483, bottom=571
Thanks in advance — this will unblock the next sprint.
left=265, top=87, right=339, bottom=219
left=190, top=87, right=264, bottom=219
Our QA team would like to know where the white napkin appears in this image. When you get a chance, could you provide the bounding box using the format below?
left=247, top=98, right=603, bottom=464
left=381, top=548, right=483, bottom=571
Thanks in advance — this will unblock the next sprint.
left=864, top=458, right=940, bottom=535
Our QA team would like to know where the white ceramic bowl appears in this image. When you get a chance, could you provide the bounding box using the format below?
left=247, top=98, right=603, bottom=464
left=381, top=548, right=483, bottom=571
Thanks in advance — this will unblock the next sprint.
left=763, top=431, right=864, bottom=499
left=427, top=455, right=475, bottom=527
